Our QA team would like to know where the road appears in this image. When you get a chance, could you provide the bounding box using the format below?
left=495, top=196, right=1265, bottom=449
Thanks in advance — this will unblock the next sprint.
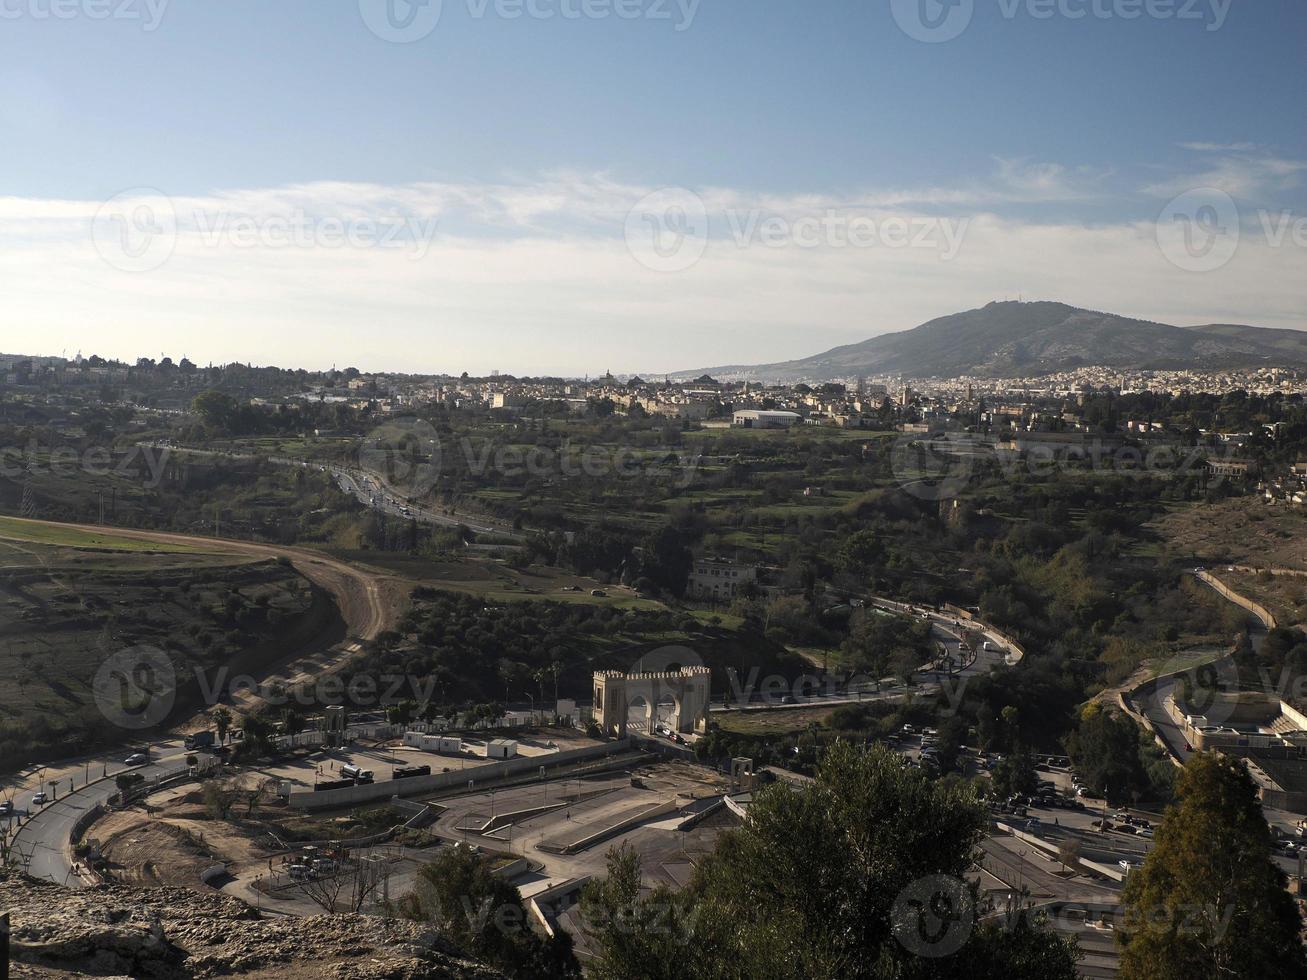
left=141, top=442, right=519, bottom=539
left=1134, top=570, right=1271, bottom=764
left=0, top=515, right=400, bottom=713
left=9, top=752, right=184, bottom=885
left=1, top=515, right=407, bottom=887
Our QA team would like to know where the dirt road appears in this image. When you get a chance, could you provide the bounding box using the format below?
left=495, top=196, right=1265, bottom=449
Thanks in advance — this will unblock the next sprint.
left=0, top=516, right=411, bottom=714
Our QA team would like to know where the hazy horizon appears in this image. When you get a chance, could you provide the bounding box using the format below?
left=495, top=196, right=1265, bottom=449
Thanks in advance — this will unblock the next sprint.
left=2, top=2, right=1304, bottom=375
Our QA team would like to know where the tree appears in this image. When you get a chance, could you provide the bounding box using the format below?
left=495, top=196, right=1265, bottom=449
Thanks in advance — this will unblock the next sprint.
left=582, top=742, right=1077, bottom=979
left=1065, top=702, right=1148, bottom=804
left=399, top=846, right=579, bottom=979
left=1057, top=838, right=1081, bottom=875
left=294, top=848, right=390, bottom=914
left=991, top=748, right=1038, bottom=799
left=201, top=778, right=238, bottom=820
left=1119, top=752, right=1306, bottom=980
left=211, top=706, right=233, bottom=744
left=934, top=714, right=968, bottom=774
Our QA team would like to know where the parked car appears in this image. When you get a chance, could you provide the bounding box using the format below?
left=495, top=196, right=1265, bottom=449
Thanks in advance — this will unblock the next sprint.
left=0, top=800, right=12, bottom=815
left=124, top=753, right=149, bottom=767
left=31, top=792, right=47, bottom=806
left=590, top=589, right=607, bottom=597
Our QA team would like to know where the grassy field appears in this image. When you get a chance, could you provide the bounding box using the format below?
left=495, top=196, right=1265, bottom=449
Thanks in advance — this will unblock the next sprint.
left=1154, top=497, right=1307, bottom=570
left=0, top=516, right=204, bottom=553
left=717, top=705, right=841, bottom=735
left=0, top=536, right=326, bottom=768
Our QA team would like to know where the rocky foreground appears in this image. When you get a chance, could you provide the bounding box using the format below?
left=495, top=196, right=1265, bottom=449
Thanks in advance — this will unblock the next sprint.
left=0, top=872, right=504, bottom=979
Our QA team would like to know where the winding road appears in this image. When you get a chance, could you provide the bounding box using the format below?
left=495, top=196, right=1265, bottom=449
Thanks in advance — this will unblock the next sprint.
left=1, top=515, right=406, bottom=886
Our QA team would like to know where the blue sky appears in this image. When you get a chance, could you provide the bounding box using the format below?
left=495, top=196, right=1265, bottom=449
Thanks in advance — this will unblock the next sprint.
left=1, top=0, right=1304, bottom=375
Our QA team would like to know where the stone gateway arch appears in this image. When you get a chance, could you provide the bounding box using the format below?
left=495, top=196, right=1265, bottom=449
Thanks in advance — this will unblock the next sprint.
left=593, top=666, right=711, bottom=738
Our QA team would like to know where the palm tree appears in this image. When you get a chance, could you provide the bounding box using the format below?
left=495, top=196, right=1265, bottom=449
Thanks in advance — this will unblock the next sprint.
left=211, top=706, right=233, bottom=744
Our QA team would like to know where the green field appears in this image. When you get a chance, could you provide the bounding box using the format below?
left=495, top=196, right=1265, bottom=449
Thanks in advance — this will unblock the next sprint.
left=0, top=516, right=204, bottom=553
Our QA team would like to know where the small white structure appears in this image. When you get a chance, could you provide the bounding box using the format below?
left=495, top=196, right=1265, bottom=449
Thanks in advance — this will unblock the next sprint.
left=403, top=731, right=425, bottom=748
left=487, top=738, right=519, bottom=760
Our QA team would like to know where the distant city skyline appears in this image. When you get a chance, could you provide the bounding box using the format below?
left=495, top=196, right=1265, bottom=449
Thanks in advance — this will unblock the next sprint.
left=1, top=1, right=1304, bottom=374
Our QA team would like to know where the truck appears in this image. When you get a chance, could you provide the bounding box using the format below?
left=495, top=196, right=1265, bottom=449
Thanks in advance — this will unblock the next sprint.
left=340, top=764, right=374, bottom=782
left=393, top=765, right=431, bottom=780
left=184, top=731, right=216, bottom=751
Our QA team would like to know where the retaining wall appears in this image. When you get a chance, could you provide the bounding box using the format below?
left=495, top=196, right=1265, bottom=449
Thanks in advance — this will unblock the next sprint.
left=288, top=739, right=631, bottom=810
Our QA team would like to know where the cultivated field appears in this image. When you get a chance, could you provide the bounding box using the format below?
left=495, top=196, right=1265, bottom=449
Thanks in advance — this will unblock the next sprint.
left=0, top=524, right=328, bottom=766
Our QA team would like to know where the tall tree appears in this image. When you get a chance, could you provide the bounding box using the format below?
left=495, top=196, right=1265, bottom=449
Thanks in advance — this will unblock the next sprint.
left=582, top=741, right=1078, bottom=979
left=1119, top=752, right=1306, bottom=980
left=399, top=846, right=578, bottom=979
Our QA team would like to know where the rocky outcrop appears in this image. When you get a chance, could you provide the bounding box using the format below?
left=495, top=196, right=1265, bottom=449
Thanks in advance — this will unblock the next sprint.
left=0, top=872, right=504, bottom=979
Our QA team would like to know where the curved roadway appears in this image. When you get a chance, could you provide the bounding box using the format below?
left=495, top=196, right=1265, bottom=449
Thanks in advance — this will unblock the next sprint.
left=1, top=516, right=403, bottom=887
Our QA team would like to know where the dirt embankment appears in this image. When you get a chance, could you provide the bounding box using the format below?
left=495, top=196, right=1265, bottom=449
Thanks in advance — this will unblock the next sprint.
left=3, top=517, right=413, bottom=717
left=0, top=870, right=504, bottom=979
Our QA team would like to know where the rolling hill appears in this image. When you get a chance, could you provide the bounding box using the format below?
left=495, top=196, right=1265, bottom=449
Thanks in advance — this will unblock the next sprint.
left=676, top=301, right=1307, bottom=381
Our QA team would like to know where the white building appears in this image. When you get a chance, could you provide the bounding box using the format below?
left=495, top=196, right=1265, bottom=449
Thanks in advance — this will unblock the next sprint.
left=688, top=558, right=758, bottom=601
left=732, top=410, right=801, bottom=429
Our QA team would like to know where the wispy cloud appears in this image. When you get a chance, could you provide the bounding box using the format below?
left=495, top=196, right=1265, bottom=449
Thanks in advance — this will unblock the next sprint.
left=1146, top=143, right=1307, bottom=199
left=1, top=161, right=1304, bottom=375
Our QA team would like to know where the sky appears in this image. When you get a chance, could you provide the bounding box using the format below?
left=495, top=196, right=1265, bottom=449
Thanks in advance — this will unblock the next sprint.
left=0, top=0, right=1304, bottom=376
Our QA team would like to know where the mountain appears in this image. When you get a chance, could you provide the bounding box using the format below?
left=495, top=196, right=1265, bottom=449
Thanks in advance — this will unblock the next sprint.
left=676, top=302, right=1307, bottom=381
